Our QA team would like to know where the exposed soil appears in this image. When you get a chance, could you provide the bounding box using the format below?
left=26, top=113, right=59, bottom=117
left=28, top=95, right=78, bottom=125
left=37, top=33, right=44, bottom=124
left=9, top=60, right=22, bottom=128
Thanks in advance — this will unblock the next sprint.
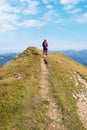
left=77, top=75, right=87, bottom=130
left=40, top=57, right=66, bottom=130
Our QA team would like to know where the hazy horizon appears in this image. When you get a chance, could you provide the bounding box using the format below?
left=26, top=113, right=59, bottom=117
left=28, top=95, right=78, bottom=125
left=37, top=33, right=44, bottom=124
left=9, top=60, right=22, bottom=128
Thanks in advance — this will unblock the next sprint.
left=0, top=48, right=87, bottom=54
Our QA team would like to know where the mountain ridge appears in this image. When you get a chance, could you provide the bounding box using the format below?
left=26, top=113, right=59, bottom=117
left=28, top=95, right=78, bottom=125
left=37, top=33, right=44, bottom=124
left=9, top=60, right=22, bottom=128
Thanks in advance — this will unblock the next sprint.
left=1, top=49, right=87, bottom=67
left=0, top=46, right=87, bottom=130
left=60, top=50, right=87, bottom=66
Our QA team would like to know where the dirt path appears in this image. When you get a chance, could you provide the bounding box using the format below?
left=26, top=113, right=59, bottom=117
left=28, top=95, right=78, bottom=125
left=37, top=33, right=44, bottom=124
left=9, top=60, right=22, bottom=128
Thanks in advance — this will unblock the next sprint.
left=40, top=57, right=66, bottom=130
left=77, top=75, right=87, bottom=130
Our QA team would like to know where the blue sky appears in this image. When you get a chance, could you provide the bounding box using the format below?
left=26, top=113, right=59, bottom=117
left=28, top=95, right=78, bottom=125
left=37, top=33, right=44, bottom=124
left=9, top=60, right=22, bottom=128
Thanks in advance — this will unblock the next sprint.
left=0, top=0, right=87, bottom=52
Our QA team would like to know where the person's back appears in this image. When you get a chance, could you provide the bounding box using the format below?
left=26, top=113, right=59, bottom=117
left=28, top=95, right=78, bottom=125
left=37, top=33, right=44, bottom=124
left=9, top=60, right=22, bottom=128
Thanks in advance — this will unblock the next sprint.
left=42, top=41, right=48, bottom=49
left=42, top=39, right=48, bottom=56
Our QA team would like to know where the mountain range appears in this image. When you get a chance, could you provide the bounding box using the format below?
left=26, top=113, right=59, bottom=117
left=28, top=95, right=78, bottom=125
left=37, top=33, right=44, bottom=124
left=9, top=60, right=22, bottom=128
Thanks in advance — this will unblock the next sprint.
left=0, top=50, right=87, bottom=67
left=0, top=53, right=19, bottom=66
left=0, top=47, right=87, bottom=130
left=60, top=50, right=87, bottom=66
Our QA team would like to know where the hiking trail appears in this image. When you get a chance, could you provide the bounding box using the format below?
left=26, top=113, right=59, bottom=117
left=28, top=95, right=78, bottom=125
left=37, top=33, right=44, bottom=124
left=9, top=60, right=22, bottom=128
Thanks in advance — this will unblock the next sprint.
left=40, top=57, right=66, bottom=130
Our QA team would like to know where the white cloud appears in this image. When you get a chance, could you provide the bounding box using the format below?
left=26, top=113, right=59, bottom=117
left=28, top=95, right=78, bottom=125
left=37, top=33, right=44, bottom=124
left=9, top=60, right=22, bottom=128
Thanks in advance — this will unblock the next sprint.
left=46, top=5, right=53, bottom=9
left=0, top=0, right=86, bottom=32
left=42, top=0, right=57, bottom=4
left=0, top=10, right=19, bottom=32
left=0, top=1, right=19, bottom=31
left=76, top=18, right=85, bottom=23
left=75, top=12, right=87, bottom=23
left=42, top=0, right=49, bottom=4
left=1, top=23, right=16, bottom=32
left=60, top=0, right=80, bottom=5
left=0, top=0, right=20, bottom=22
left=0, top=0, right=10, bottom=13
left=20, top=0, right=40, bottom=15
left=11, top=7, right=22, bottom=13
left=54, top=18, right=65, bottom=24
left=17, top=19, right=45, bottom=27
left=23, top=7, right=39, bottom=15
left=64, top=5, right=74, bottom=10
left=60, top=0, right=82, bottom=16
left=0, top=0, right=42, bottom=31
left=43, top=10, right=58, bottom=22
left=83, top=12, right=87, bottom=17
left=68, top=8, right=82, bottom=14
left=0, top=12, right=19, bottom=23
left=19, top=0, right=39, bottom=6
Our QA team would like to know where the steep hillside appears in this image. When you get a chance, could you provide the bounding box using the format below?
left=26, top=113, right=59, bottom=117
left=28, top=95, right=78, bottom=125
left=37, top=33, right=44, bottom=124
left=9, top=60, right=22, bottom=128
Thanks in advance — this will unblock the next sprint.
left=0, top=47, right=48, bottom=130
left=0, top=47, right=87, bottom=130
left=48, top=53, right=87, bottom=130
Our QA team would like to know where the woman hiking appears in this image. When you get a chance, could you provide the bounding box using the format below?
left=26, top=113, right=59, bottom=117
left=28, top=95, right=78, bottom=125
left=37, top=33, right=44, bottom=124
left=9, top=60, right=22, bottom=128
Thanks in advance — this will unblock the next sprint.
left=42, top=39, right=48, bottom=56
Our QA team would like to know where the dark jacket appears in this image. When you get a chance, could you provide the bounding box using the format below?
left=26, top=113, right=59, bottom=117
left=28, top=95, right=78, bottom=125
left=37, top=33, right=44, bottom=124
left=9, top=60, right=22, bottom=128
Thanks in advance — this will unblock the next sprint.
left=42, top=41, right=48, bottom=50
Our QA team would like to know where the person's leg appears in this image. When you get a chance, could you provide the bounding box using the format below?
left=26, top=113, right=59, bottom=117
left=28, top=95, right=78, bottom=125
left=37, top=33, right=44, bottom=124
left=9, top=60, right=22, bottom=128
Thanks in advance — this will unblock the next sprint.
left=46, top=49, right=48, bottom=55
left=42, top=48, right=44, bottom=55
left=45, top=50, right=47, bottom=55
left=43, top=49, right=45, bottom=55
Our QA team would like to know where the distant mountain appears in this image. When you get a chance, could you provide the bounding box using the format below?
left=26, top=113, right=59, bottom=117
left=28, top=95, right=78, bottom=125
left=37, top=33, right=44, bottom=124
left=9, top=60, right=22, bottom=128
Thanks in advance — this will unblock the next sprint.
left=60, top=50, right=87, bottom=66
left=0, top=53, right=19, bottom=66
left=49, top=50, right=87, bottom=66
left=1, top=50, right=87, bottom=67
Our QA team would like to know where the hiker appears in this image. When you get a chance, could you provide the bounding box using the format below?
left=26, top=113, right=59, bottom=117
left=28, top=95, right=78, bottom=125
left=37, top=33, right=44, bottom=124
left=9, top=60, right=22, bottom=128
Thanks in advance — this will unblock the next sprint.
left=42, top=39, right=48, bottom=56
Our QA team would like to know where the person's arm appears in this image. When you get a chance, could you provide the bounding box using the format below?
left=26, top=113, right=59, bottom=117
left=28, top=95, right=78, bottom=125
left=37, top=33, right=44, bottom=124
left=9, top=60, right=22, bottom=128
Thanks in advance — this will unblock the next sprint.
left=46, top=43, right=48, bottom=47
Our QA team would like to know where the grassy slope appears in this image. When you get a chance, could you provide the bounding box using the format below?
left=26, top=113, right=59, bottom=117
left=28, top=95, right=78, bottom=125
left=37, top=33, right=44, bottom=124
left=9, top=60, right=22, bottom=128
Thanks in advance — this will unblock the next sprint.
left=0, top=47, right=48, bottom=130
left=1, top=47, right=87, bottom=130
left=48, top=53, right=87, bottom=130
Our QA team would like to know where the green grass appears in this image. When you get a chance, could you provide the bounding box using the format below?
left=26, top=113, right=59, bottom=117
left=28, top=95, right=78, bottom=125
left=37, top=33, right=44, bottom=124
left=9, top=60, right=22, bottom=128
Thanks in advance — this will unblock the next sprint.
left=48, top=53, right=87, bottom=130
left=1, top=47, right=87, bottom=130
left=0, top=47, right=49, bottom=130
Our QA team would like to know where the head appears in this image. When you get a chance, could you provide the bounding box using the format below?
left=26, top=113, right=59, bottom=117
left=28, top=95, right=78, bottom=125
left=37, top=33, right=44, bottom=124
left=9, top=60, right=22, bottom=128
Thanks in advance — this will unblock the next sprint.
left=44, top=38, right=47, bottom=41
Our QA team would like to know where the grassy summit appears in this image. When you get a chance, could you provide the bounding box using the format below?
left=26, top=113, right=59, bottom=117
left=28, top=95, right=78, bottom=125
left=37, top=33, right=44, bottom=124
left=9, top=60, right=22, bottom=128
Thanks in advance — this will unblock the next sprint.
left=0, top=47, right=48, bottom=130
left=0, top=47, right=87, bottom=130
